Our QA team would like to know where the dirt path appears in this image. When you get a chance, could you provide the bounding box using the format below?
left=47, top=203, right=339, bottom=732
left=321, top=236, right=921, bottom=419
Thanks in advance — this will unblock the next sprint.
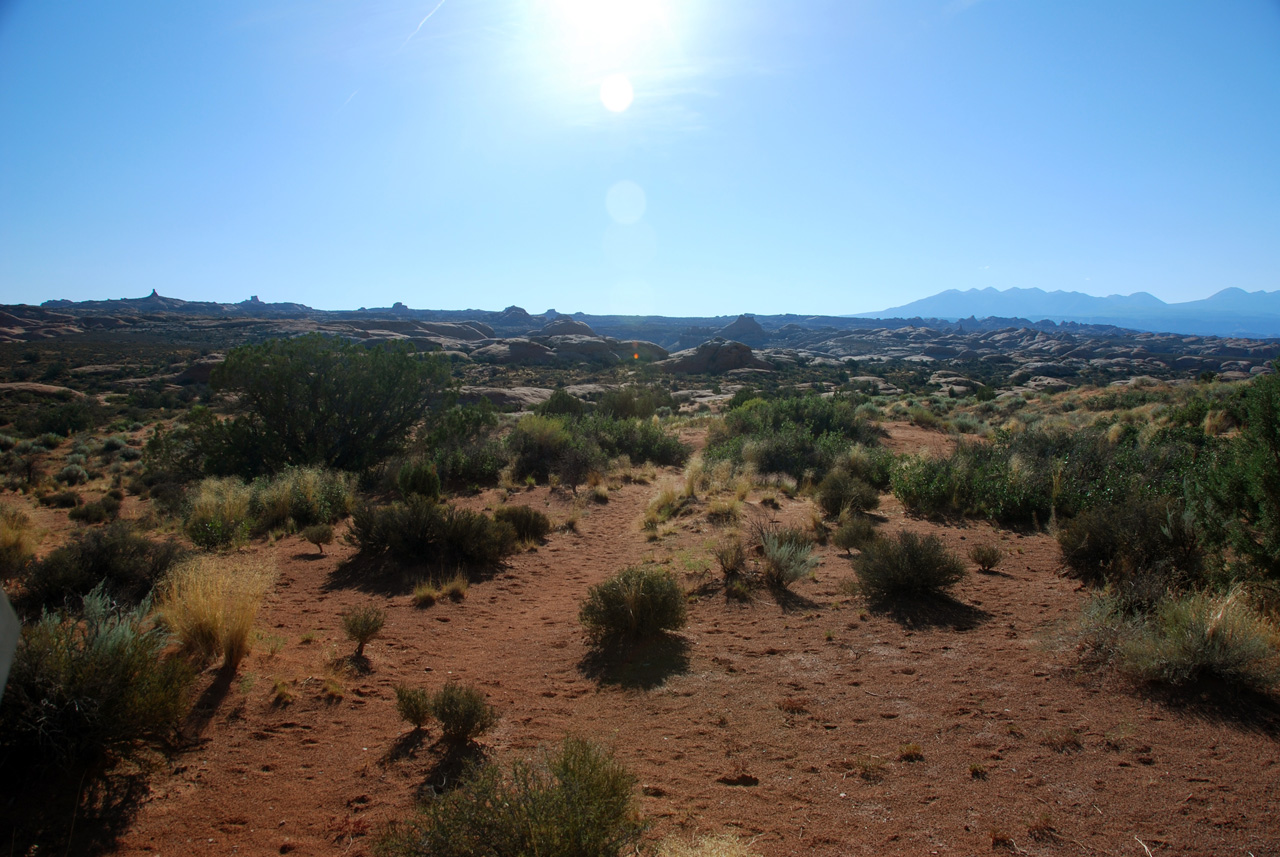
left=110, top=429, right=1280, bottom=857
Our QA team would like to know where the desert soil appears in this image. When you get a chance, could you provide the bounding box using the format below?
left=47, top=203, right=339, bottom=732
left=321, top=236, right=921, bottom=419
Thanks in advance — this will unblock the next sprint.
left=22, top=423, right=1280, bottom=856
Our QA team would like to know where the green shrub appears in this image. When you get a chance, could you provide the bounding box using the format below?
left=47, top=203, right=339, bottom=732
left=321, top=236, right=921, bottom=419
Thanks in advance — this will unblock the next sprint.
left=207, top=334, right=451, bottom=475
left=15, top=399, right=99, bottom=439
left=1116, top=589, right=1280, bottom=692
left=248, top=466, right=355, bottom=533
left=889, top=455, right=955, bottom=517
left=1057, top=498, right=1203, bottom=589
left=494, top=505, right=552, bottom=542
left=969, top=543, right=1004, bottom=572
left=375, top=737, right=643, bottom=857
left=759, top=530, right=818, bottom=589
left=350, top=498, right=517, bottom=567
left=19, top=522, right=184, bottom=615
left=301, top=523, right=333, bottom=554
left=597, top=385, right=675, bottom=420
left=507, top=415, right=573, bottom=483
left=428, top=681, right=498, bottom=744
left=815, top=469, right=879, bottom=518
left=1188, top=366, right=1280, bottom=581
left=0, top=588, right=194, bottom=769
left=39, top=490, right=81, bottom=509
left=418, top=401, right=505, bottom=490
left=56, top=463, right=88, bottom=486
left=343, top=604, right=386, bottom=657
left=394, top=685, right=432, bottom=731
left=854, top=531, right=967, bottom=600
left=704, top=393, right=881, bottom=480
left=536, top=389, right=588, bottom=418
left=397, top=458, right=442, bottom=501
left=184, top=477, right=252, bottom=550
left=582, top=415, right=687, bottom=467
left=67, top=493, right=121, bottom=524
left=579, top=566, right=687, bottom=643
left=832, top=512, right=876, bottom=554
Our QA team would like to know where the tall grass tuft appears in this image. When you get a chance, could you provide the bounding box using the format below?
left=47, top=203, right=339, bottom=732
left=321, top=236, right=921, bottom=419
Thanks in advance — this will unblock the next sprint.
left=157, top=554, right=276, bottom=669
left=184, top=477, right=252, bottom=550
left=0, top=504, right=37, bottom=576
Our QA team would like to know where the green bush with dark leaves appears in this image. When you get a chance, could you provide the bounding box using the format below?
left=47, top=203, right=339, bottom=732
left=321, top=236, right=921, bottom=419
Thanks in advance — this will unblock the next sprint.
left=0, top=588, right=194, bottom=770
left=375, top=737, right=643, bottom=857
left=350, top=497, right=517, bottom=567
left=854, top=531, right=967, bottom=601
left=579, top=566, right=687, bottom=644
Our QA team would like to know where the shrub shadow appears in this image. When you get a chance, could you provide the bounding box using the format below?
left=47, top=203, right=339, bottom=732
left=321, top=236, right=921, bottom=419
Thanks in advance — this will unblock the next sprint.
left=381, top=728, right=429, bottom=765
left=578, top=634, right=691, bottom=690
left=0, top=766, right=150, bottom=857
left=182, top=662, right=237, bottom=738
left=769, top=586, right=823, bottom=612
left=323, top=554, right=504, bottom=597
left=1141, top=678, right=1280, bottom=737
left=869, top=594, right=993, bottom=631
left=414, top=740, right=488, bottom=801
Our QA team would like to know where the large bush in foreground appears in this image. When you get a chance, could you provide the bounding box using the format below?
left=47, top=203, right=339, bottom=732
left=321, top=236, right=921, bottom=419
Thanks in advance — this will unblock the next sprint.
left=207, top=334, right=450, bottom=475
left=579, top=566, right=686, bottom=643
left=0, top=589, right=194, bottom=769
left=1082, top=588, right=1280, bottom=694
left=854, top=531, right=967, bottom=600
left=375, top=737, right=643, bottom=857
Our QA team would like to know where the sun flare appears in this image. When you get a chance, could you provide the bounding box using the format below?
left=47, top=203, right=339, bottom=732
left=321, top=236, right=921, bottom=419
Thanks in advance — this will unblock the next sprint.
left=549, top=0, right=668, bottom=51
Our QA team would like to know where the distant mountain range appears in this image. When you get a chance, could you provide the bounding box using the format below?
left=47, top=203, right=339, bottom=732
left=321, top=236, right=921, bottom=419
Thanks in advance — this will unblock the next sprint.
left=858, top=287, right=1280, bottom=338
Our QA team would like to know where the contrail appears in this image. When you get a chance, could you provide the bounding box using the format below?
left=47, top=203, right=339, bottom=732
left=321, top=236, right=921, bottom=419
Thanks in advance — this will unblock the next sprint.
left=401, top=0, right=449, bottom=49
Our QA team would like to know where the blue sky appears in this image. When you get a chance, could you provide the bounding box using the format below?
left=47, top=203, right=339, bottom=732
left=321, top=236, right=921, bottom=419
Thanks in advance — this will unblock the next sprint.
left=2, top=1, right=1278, bottom=316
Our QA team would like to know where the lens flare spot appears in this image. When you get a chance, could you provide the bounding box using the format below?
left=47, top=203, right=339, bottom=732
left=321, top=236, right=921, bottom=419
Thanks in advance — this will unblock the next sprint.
left=600, top=73, right=634, bottom=112
left=606, top=180, right=646, bottom=224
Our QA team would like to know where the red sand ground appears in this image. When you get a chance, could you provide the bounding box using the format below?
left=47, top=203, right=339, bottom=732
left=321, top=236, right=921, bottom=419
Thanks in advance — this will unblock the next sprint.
left=13, top=423, right=1280, bottom=856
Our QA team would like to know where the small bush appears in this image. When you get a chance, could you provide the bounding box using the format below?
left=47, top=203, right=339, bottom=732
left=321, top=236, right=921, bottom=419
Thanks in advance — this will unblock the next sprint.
left=19, top=522, right=183, bottom=614
left=969, top=543, right=1003, bottom=572
left=394, top=685, right=432, bottom=731
left=184, top=477, right=251, bottom=550
left=579, top=565, right=687, bottom=643
left=494, top=505, right=552, bottom=542
left=815, top=469, right=879, bottom=519
left=39, top=490, right=81, bottom=509
left=375, top=737, right=642, bottom=857
left=67, top=493, right=121, bottom=524
left=157, top=554, right=275, bottom=669
left=302, top=523, right=334, bottom=554
left=0, top=505, right=37, bottom=576
left=428, top=681, right=498, bottom=744
left=832, top=512, right=876, bottom=554
left=343, top=604, right=386, bottom=657
left=57, top=463, right=88, bottom=486
left=1057, top=499, right=1202, bottom=589
left=759, top=531, right=818, bottom=589
left=855, top=531, right=967, bottom=601
left=1116, top=588, right=1280, bottom=692
left=0, top=588, right=194, bottom=769
left=713, top=537, right=746, bottom=577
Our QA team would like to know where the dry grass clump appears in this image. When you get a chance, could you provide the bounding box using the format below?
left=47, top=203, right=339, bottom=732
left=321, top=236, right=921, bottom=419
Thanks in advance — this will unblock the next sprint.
left=706, top=499, right=741, bottom=526
left=713, top=536, right=746, bottom=577
left=0, top=504, right=37, bottom=576
left=968, top=543, right=1003, bottom=572
left=184, top=477, right=252, bottom=550
left=158, top=554, right=276, bottom=669
left=441, top=572, right=469, bottom=601
left=412, top=580, right=443, bottom=608
left=643, top=488, right=696, bottom=530
left=853, top=531, right=966, bottom=601
left=657, top=833, right=763, bottom=857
